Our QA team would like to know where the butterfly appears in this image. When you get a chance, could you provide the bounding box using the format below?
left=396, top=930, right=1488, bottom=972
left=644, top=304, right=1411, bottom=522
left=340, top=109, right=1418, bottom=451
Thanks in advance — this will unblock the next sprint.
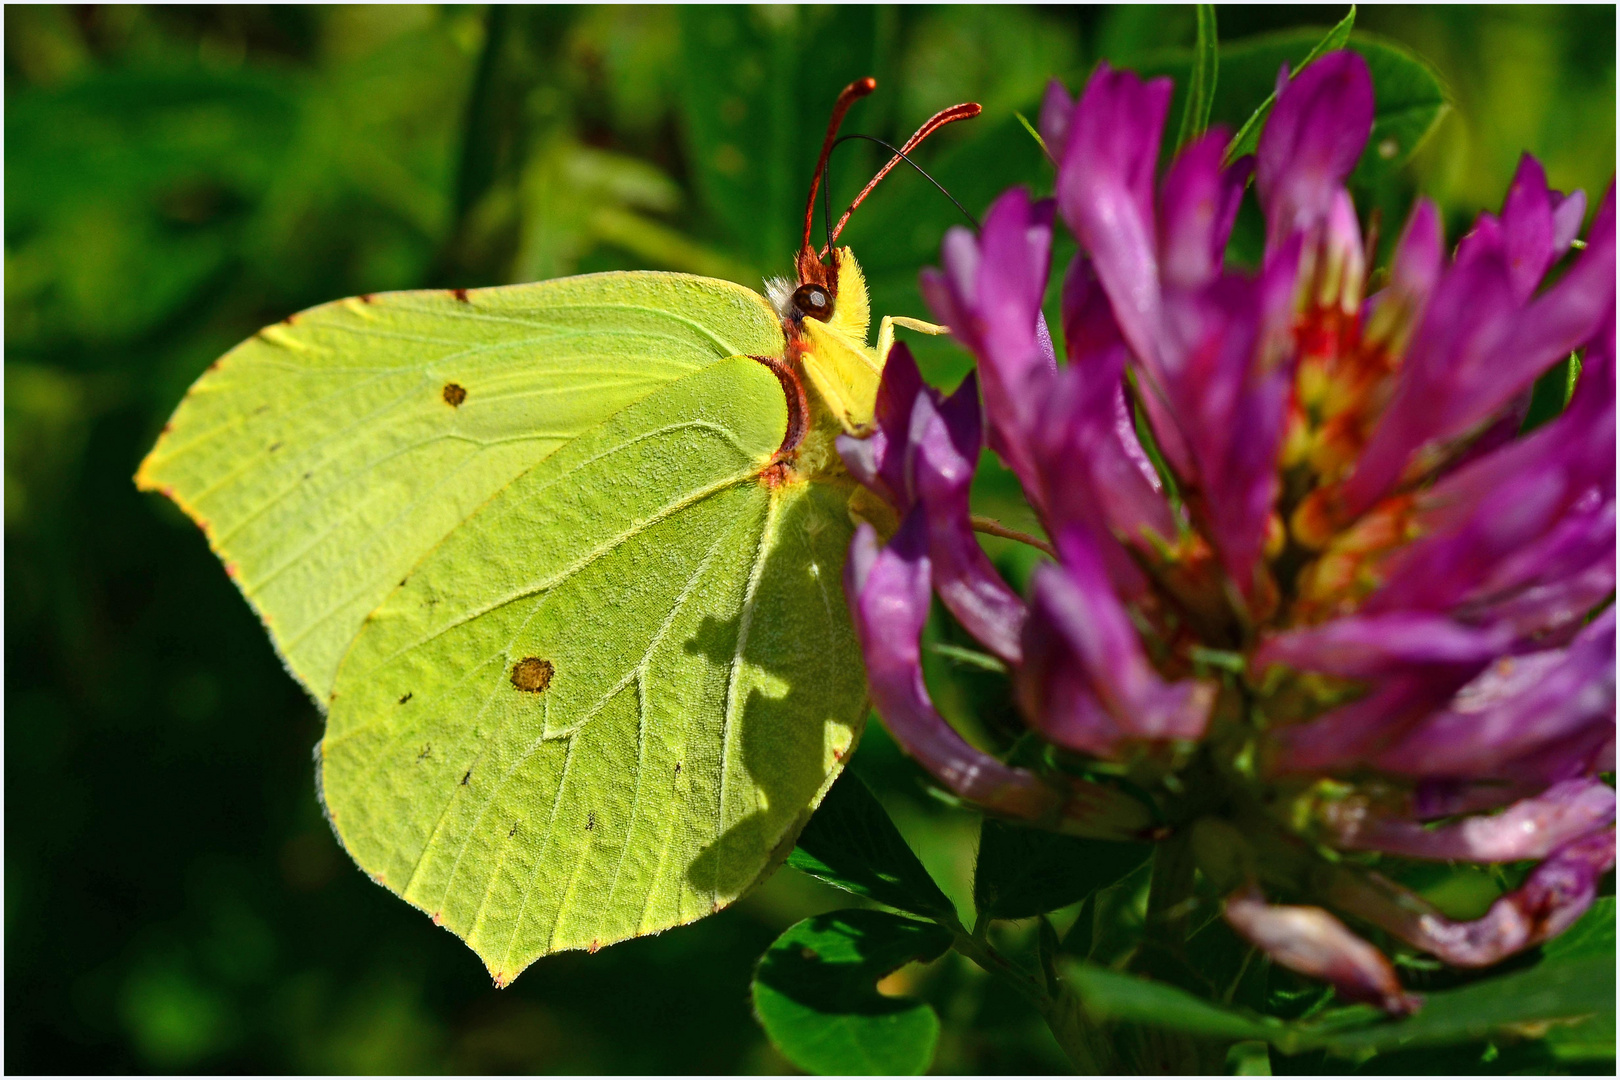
left=136, top=77, right=975, bottom=985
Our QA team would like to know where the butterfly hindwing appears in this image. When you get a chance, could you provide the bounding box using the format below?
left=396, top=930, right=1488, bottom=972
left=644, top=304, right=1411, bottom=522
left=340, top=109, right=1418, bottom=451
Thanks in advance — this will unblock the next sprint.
left=318, top=357, right=867, bottom=981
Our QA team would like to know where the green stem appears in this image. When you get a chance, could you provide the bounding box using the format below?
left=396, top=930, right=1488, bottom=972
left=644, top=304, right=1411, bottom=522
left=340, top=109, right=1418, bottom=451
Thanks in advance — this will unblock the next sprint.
left=942, top=913, right=1109, bottom=1073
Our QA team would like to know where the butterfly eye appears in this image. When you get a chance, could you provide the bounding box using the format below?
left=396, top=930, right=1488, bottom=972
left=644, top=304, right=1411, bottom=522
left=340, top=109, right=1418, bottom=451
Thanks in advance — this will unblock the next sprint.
left=792, top=284, right=833, bottom=321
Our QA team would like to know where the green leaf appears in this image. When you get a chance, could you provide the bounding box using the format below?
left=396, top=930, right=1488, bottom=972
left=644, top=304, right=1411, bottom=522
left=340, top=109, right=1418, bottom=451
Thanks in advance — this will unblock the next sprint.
left=1176, top=4, right=1219, bottom=151
left=1317, top=953, right=1615, bottom=1054
left=1064, top=960, right=1276, bottom=1041
left=789, top=773, right=958, bottom=920
left=753, top=910, right=953, bottom=1076
left=1542, top=897, right=1616, bottom=962
left=1062, top=914, right=1619, bottom=1058
left=1224, top=6, right=1356, bottom=164
left=1522, top=352, right=1583, bottom=433
left=1014, top=111, right=1051, bottom=160
left=675, top=7, right=888, bottom=275
left=1345, top=37, right=1449, bottom=185
left=974, top=818, right=1151, bottom=921
left=140, top=276, right=869, bottom=983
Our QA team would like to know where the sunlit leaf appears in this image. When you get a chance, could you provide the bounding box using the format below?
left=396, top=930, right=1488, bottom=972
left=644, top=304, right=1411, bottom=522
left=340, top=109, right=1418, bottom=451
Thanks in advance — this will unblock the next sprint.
left=753, top=909, right=952, bottom=1075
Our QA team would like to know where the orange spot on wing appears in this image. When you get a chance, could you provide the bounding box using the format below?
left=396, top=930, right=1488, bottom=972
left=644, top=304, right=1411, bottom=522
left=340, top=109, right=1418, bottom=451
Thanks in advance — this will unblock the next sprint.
left=452, top=288, right=470, bottom=303
left=223, top=561, right=239, bottom=579
left=360, top=293, right=375, bottom=304
left=588, top=939, right=601, bottom=954
left=431, top=911, right=443, bottom=926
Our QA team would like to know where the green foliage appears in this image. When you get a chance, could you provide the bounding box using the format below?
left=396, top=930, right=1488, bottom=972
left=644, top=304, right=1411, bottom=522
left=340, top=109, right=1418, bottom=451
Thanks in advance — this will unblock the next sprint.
left=789, top=773, right=959, bottom=921
left=1224, top=7, right=1358, bottom=162
left=1063, top=898, right=1618, bottom=1059
left=1176, top=4, right=1219, bottom=151
left=1346, top=37, right=1450, bottom=186
left=753, top=910, right=953, bottom=1075
left=974, top=819, right=1150, bottom=922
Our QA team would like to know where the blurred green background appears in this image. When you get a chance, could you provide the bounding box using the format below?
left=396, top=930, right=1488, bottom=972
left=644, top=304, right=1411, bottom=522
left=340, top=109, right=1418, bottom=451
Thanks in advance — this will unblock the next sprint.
left=6, top=5, right=1614, bottom=1073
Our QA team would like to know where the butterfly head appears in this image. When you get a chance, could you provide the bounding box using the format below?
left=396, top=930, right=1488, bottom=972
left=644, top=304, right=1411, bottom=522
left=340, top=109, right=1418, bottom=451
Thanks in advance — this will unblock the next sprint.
left=766, top=245, right=871, bottom=344
left=769, top=80, right=976, bottom=440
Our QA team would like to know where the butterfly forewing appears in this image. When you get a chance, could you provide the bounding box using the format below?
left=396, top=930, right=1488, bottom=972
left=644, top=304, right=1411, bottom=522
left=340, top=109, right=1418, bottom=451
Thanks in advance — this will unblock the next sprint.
left=137, top=273, right=785, bottom=700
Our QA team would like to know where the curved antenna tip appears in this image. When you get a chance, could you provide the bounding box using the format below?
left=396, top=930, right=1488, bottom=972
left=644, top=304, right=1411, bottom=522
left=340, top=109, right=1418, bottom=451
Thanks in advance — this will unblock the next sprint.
left=802, top=78, right=881, bottom=256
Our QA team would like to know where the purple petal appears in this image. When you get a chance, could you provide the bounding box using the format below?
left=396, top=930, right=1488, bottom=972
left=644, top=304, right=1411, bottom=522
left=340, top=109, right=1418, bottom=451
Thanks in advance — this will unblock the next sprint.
left=1223, top=888, right=1419, bottom=1015
left=1311, top=188, right=1367, bottom=314
left=1263, top=614, right=1511, bottom=773
left=837, top=343, right=927, bottom=510
left=1456, top=497, right=1614, bottom=641
left=920, top=188, right=1056, bottom=495
left=1413, top=778, right=1546, bottom=819
left=1362, top=324, right=1614, bottom=619
left=1256, top=51, right=1374, bottom=250
left=1158, top=128, right=1253, bottom=291
left=1017, top=531, right=1213, bottom=756
left=1370, top=609, right=1616, bottom=780
left=1275, top=670, right=1489, bottom=774
left=846, top=515, right=1058, bottom=820
left=1255, top=613, right=1513, bottom=678
left=1498, top=155, right=1558, bottom=301
left=1390, top=199, right=1444, bottom=303
left=1039, top=79, right=1075, bottom=161
left=1364, top=200, right=1444, bottom=350
left=1452, top=156, right=1583, bottom=302
left=1346, top=185, right=1615, bottom=514
left=911, top=371, right=1028, bottom=663
left=1342, top=828, right=1617, bottom=968
left=1040, top=254, right=1176, bottom=592
left=1330, top=779, right=1615, bottom=862
left=1161, top=257, right=1298, bottom=596
left=1343, top=242, right=1520, bottom=512
left=1054, top=63, right=1173, bottom=372
left=1552, top=189, right=1588, bottom=253
left=1064, top=245, right=1192, bottom=481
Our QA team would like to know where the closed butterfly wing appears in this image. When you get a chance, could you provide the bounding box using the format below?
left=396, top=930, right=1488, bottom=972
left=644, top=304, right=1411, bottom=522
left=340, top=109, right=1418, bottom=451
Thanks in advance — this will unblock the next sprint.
left=139, top=274, right=868, bottom=983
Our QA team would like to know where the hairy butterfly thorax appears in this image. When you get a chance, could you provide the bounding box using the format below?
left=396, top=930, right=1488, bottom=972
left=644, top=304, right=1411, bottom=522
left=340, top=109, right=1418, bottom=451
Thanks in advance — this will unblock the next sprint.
left=757, top=78, right=977, bottom=486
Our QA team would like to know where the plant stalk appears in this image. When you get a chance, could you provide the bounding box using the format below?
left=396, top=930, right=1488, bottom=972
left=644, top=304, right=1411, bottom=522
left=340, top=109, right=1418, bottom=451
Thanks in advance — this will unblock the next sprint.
left=943, top=914, right=1111, bottom=1073
left=969, top=514, right=1057, bottom=558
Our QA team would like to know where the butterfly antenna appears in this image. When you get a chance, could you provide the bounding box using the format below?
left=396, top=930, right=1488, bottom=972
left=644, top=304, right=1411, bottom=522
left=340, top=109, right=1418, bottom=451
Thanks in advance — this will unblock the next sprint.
left=802, top=77, right=878, bottom=257
left=823, top=102, right=981, bottom=254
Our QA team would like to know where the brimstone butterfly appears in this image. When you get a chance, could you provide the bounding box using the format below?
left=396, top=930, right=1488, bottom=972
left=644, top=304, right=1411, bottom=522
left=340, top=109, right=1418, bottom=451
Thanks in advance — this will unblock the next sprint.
left=135, top=77, right=971, bottom=985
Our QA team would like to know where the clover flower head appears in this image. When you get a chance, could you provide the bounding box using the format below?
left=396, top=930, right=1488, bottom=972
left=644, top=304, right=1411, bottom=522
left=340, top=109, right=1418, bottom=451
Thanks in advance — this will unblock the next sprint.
left=841, top=51, right=1615, bottom=1013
